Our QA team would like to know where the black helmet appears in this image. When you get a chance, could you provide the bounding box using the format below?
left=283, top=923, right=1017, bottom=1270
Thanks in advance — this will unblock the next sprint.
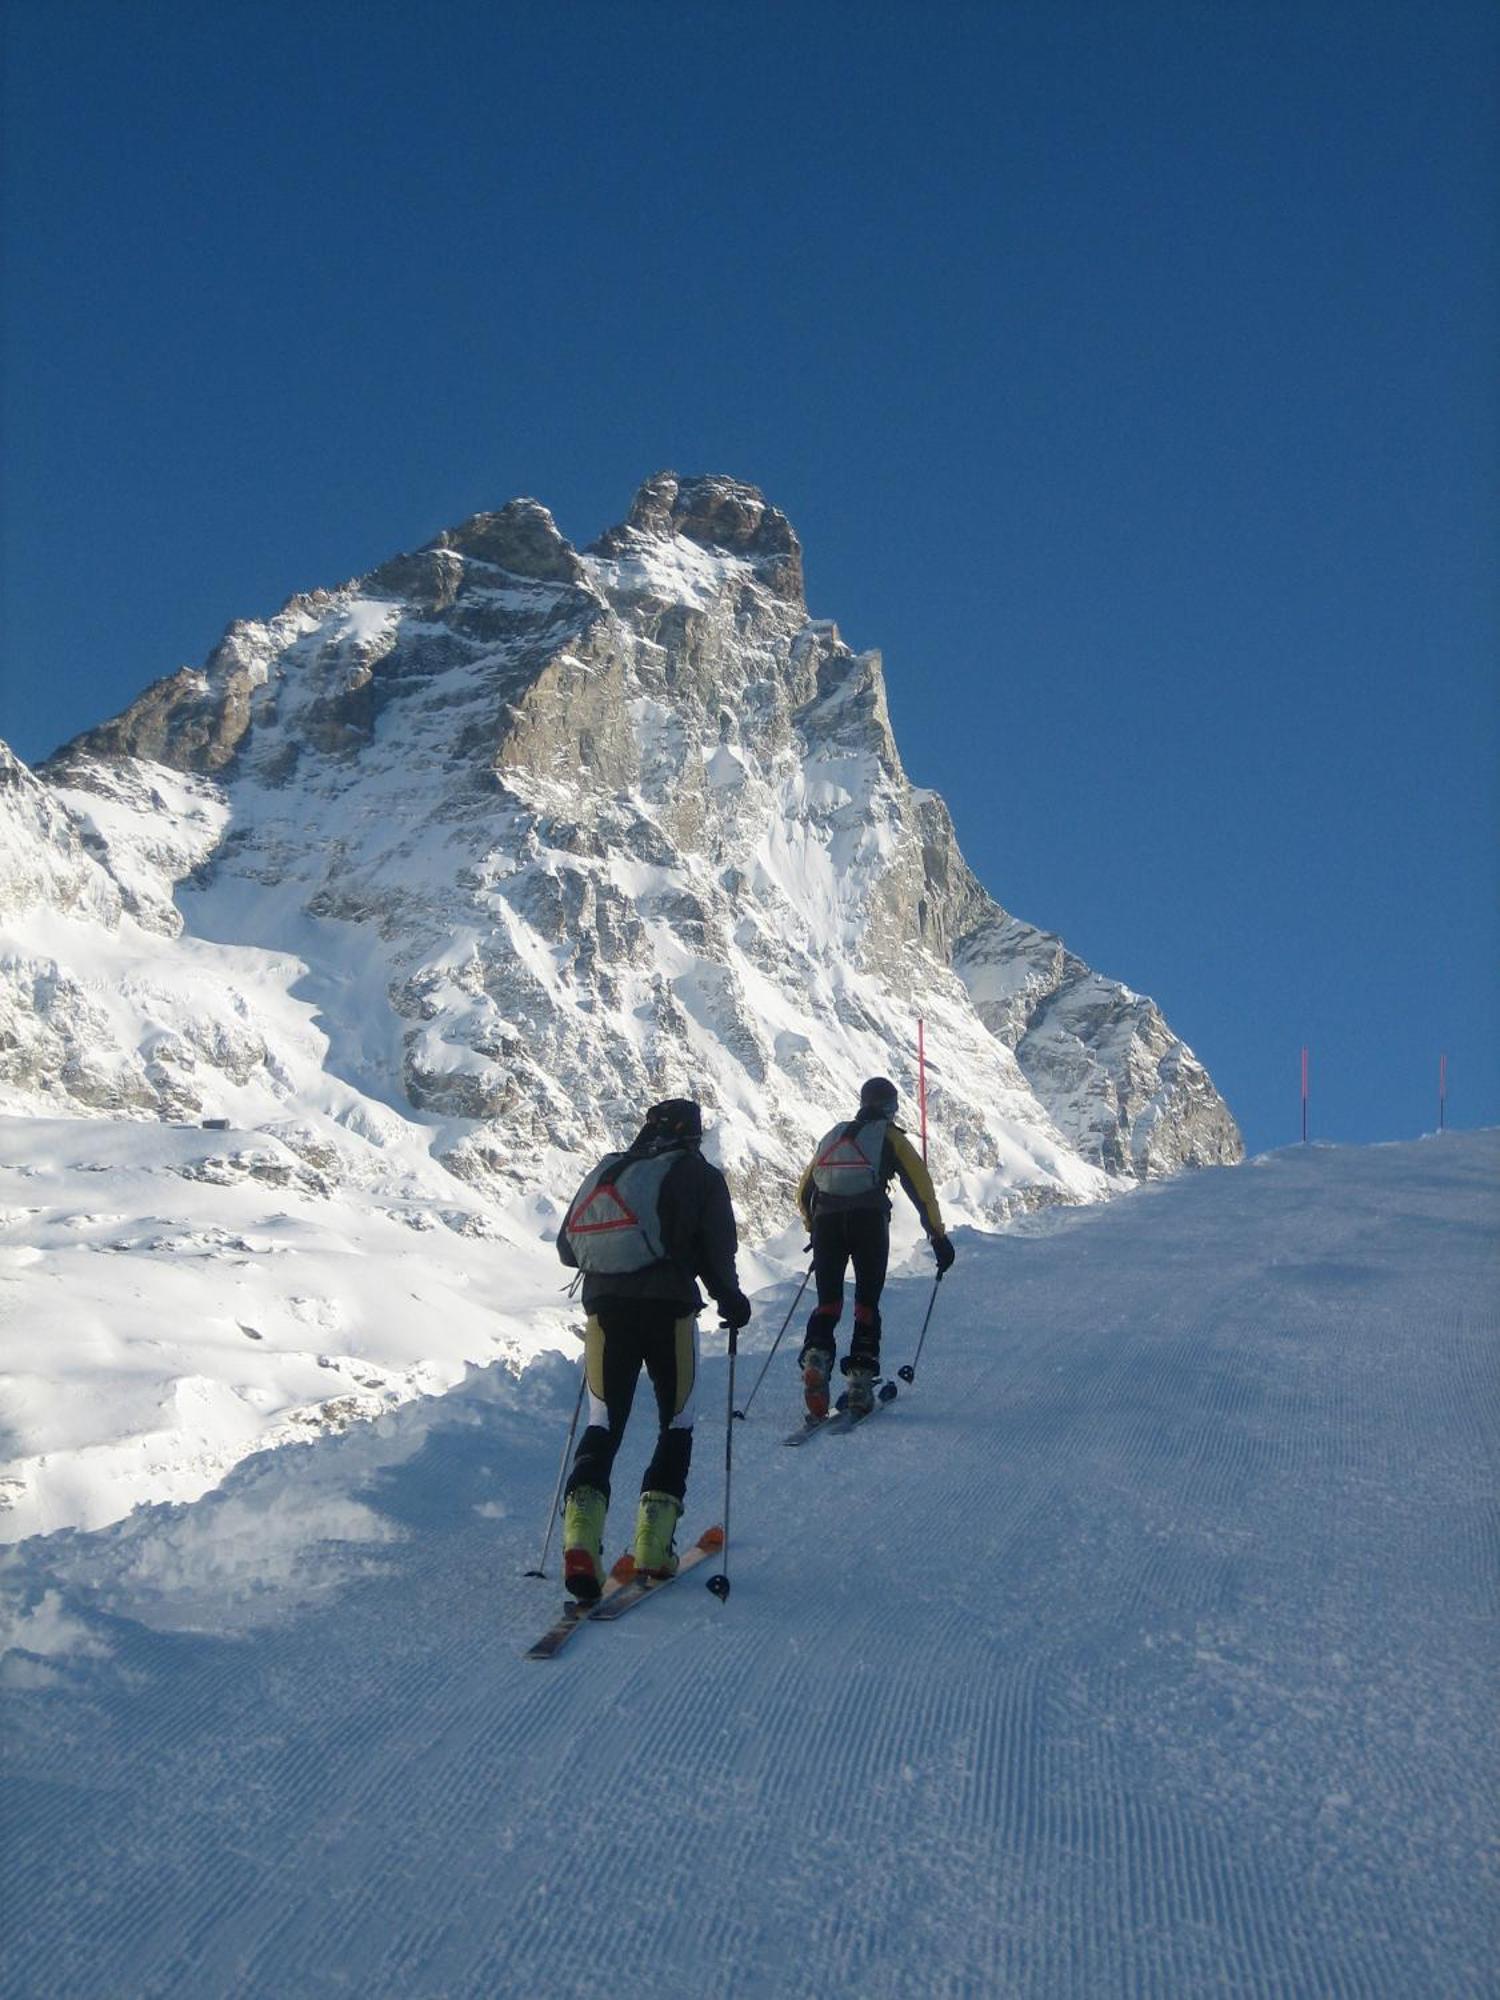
left=859, top=1076, right=898, bottom=1117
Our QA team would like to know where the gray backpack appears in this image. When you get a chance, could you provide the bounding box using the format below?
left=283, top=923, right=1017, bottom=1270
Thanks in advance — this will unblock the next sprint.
left=809, top=1117, right=888, bottom=1197
left=562, top=1147, right=682, bottom=1274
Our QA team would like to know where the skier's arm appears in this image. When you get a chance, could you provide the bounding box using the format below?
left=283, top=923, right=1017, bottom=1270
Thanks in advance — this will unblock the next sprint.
left=795, top=1158, right=817, bottom=1233
left=694, top=1163, right=744, bottom=1308
left=888, top=1129, right=945, bottom=1238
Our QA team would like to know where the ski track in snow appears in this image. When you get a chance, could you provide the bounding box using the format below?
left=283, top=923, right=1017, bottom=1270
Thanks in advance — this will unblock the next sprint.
left=2, top=1134, right=1497, bottom=1998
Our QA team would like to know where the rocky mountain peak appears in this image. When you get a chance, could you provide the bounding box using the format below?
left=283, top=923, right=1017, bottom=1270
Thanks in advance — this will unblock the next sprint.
left=428, top=498, right=585, bottom=584
left=591, top=471, right=805, bottom=605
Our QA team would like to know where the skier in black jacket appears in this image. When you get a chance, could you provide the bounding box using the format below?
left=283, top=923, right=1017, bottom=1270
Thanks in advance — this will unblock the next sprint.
left=556, top=1097, right=750, bottom=1600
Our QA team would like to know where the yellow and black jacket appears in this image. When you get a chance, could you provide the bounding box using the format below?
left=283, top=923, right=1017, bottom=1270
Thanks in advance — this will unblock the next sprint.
left=797, top=1116, right=945, bottom=1239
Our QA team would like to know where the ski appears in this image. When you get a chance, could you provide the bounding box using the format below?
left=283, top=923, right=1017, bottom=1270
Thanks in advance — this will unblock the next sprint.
left=823, top=1380, right=899, bottom=1434
left=785, top=1379, right=896, bottom=1441
left=783, top=1411, right=838, bottom=1446
left=589, top=1525, right=725, bottom=1622
left=783, top=1383, right=852, bottom=1445
left=524, top=1551, right=637, bottom=1660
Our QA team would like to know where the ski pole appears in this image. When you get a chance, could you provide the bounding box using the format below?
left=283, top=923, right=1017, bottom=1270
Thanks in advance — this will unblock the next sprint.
left=706, top=1322, right=737, bottom=1602
left=896, top=1272, right=944, bottom=1385
left=732, top=1262, right=812, bottom=1420
left=524, top=1362, right=586, bottom=1577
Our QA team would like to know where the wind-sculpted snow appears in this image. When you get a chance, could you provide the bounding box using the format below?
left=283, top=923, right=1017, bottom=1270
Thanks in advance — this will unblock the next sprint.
left=1, top=1133, right=1494, bottom=1997
left=0, top=1116, right=581, bottom=1540
left=1, top=471, right=1240, bottom=1530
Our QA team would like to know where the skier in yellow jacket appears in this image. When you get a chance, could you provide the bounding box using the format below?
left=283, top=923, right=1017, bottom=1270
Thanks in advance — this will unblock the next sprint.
left=795, top=1076, right=955, bottom=1418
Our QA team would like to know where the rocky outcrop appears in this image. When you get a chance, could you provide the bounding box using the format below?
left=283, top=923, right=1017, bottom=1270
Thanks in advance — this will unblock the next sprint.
left=432, top=499, right=587, bottom=585
left=957, top=915, right=1240, bottom=1175
left=590, top=472, right=805, bottom=604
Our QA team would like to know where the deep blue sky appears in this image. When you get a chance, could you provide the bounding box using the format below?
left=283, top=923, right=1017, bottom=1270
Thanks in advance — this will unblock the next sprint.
left=3, top=2, right=1496, bottom=1159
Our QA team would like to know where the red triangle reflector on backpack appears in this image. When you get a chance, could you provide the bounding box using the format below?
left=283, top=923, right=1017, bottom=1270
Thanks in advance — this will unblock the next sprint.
left=567, top=1182, right=639, bottom=1234
left=815, top=1134, right=872, bottom=1170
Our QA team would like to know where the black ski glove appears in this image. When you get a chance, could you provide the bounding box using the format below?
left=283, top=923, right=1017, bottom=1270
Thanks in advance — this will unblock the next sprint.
left=719, top=1290, right=753, bottom=1331
left=932, top=1234, right=956, bottom=1273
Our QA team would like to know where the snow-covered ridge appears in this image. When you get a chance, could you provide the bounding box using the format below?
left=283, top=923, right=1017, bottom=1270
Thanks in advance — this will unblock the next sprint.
left=0, top=470, right=1242, bottom=1533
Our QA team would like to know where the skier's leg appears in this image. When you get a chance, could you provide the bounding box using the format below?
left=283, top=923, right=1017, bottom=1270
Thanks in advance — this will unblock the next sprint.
left=640, top=1306, right=697, bottom=1502
left=563, top=1309, right=648, bottom=1598
left=841, top=1214, right=890, bottom=1412
left=846, top=1212, right=889, bottom=1365
left=636, top=1306, right=697, bottom=1574
left=565, top=1309, right=644, bottom=1501
left=799, top=1219, right=851, bottom=1418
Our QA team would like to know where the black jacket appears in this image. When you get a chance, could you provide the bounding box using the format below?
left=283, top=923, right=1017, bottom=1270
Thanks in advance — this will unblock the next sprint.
left=557, top=1139, right=742, bottom=1314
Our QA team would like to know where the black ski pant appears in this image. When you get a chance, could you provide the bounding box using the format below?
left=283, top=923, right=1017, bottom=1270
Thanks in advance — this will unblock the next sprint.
left=565, top=1299, right=698, bottom=1506
left=803, top=1209, right=889, bottom=1370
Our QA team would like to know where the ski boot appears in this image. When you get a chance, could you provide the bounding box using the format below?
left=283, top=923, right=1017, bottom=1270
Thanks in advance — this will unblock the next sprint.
left=799, top=1343, right=834, bottom=1421
left=633, top=1490, right=683, bottom=1579
left=842, top=1353, right=878, bottom=1418
left=562, top=1485, right=607, bottom=1602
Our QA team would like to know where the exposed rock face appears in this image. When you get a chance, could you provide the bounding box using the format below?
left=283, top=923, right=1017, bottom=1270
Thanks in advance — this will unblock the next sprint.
left=958, top=917, right=1242, bottom=1176
left=0, top=743, right=122, bottom=926
left=433, top=499, right=587, bottom=584
left=8, top=472, right=1241, bottom=1239
left=590, top=471, right=806, bottom=603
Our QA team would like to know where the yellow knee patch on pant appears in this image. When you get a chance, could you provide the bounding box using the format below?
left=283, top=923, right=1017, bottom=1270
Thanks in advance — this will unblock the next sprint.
left=671, top=1315, right=697, bottom=1423
left=584, top=1315, right=607, bottom=1406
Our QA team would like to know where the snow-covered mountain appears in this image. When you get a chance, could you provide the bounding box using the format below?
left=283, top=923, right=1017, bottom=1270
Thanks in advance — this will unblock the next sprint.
left=0, top=473, right=1242, bottom=1534
left=7, top=471, right=1239, bottom=1197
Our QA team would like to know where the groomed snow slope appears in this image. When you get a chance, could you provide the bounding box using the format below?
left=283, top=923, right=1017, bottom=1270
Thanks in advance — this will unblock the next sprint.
left=2, top=1132, right=1496, bottom=1999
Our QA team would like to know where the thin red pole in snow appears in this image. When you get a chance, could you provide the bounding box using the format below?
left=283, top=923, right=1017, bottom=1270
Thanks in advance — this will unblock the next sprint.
left=1439, top=1053, right=1447, bottom=1133
left=917, top=1018, right=928, bottom=1163
left=1301, top=1046, right=1309, bottom=1144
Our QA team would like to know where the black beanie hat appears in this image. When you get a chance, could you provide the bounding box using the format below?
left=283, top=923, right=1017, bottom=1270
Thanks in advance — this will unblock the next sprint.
left=645, top=1097, right=703, bottom=1138
left=859, top=1076, right=899, bottom=1115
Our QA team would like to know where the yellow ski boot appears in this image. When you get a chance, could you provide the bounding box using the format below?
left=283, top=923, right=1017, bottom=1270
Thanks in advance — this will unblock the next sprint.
left=562, top=1485, right=607, bottom=1602
left=633, top=1490, right=683, bottom=1580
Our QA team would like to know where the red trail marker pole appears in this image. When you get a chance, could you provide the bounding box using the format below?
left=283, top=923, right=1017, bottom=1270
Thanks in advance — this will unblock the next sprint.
left=917, top=1018, right=928, bottom=1163
left=1301, top=1046, right=1309, bottom=1144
